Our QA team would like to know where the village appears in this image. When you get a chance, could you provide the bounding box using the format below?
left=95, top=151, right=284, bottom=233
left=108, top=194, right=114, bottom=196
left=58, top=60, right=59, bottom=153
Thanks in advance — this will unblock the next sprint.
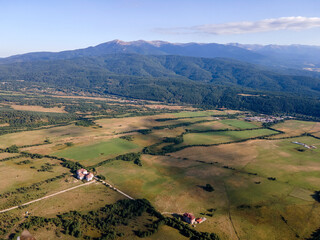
left=244, top=115, right=293, bottom=123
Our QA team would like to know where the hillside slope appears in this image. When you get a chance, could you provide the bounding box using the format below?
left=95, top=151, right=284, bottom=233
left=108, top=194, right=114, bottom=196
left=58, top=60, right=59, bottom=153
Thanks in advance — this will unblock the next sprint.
left=0, top=54, right=319, bottom=96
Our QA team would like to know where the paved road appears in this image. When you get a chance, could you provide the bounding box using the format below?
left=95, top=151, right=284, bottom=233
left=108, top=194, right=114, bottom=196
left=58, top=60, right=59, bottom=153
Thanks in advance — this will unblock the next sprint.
left=95, top=177, right=134, bottom=200
left=0, top=181, right=94, bottom=214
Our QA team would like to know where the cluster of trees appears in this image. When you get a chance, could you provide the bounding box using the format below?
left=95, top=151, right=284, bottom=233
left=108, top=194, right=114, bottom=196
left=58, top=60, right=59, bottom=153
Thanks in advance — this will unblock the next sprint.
left=16, top=160, right=31, bottom=165
left=4, top=145, right=19, bottom=153
left=75, top=118, right=95, bottom=127
left=93, top=152, right=142, bottom=168
left=0, top=154, right=23, bottom=162
left=119, top=135, right=133, bottom=141
left=37, top=163, right=56, bottom=172
left=0, top=109, right=76, bottom=128
left=115, top=152, right=142, bottom=166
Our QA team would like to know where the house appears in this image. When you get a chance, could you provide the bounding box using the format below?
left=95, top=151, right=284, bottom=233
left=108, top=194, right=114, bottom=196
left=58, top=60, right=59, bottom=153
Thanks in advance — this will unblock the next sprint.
left=195, top=217, right=207, bottom=224
left=196, top=218, right=203, bottom=224
left=183, top=213, right=195, bottom=224
left=85, top=172, right=94, bottom=181
left=77, top=168, right=88, bottom=175
left=77, top=172, right=85, bottom=180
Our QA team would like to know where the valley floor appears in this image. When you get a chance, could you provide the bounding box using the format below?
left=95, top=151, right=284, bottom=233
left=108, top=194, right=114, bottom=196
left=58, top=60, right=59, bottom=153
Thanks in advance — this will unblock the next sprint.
left=0, top=92, right=319, bottom=239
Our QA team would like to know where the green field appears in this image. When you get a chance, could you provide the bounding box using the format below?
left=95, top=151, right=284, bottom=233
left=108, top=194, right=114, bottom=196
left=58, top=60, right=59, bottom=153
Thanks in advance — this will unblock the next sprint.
left=220, top=119, right=260, bottom=129
left=54, top=138, right=140, bottom=165
left=182, top=128, right=277, bottom=146
left=172, top=111, right=217, bottom=118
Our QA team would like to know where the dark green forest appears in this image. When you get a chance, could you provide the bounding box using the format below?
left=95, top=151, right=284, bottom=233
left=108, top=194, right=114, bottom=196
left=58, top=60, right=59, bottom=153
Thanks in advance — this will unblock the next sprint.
left=0, top=54, right=319, bottom=117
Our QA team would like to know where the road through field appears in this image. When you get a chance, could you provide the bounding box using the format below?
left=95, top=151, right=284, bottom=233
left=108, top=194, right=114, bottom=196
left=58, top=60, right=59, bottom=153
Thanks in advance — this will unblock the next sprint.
left=95, top=177, right=134, bottom=200
left=0, top=181, right=94, bottom=214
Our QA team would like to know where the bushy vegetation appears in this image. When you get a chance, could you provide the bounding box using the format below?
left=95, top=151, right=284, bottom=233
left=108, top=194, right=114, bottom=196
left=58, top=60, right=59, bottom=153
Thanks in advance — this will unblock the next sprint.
left=203, top=184, right=214, bottom=192
left=18, top=198, right=220, bottom=239
left=75, top=118, right=95, bottom=127
left=94, top=152, right=142, bottom=168
left=5, top=145, right=19, bottom=153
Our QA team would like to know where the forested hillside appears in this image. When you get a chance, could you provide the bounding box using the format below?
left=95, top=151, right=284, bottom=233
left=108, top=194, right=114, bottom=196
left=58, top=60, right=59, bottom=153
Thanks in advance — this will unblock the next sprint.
left=1, top=54, right=320, bottom=95
left=0, top=53, right=319, bottom=117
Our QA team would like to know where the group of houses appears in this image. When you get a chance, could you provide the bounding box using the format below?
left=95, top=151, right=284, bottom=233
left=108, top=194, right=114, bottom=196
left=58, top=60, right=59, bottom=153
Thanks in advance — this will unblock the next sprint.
left=244, top=115, right=286, bottom=123
left=183, top=212, right=206, bottom=225
left=76, top=168, right=94, bottom=181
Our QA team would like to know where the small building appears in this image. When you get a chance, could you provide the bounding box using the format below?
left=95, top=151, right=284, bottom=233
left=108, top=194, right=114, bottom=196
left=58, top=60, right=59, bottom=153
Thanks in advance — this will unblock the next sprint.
left=77, top=173, right=85, bottom=180
left=86, top=172, right=94, bottom=181
left=195, top=217, right=207, bottom=224
left=183, top=213, right=195, bottom=224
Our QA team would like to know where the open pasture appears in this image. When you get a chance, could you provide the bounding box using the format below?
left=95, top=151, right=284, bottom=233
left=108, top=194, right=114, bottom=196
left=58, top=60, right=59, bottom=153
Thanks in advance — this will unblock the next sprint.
left=271, top=120, right=320, bottom=138
left=13, top=181, right=125, bottom=218
left=220, top=119, right=260, bottom=129
left=0, top=156, right=68, bottom=194
left=54, top=138, right=140, bottom=165
left=184, top=120, right=236, bottom=131
left=0, top=124, right=104, bottom=148
left=181, top=128, right=277, bottom=146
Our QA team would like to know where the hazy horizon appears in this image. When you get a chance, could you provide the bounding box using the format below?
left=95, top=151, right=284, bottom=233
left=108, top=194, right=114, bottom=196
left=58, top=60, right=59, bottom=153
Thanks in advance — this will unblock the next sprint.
left=1, top=0, right=320, bottom=57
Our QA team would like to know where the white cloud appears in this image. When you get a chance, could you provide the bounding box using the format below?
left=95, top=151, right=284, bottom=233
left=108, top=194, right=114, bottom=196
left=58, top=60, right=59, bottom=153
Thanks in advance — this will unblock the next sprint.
left=156, top=17, right=320, bottom=35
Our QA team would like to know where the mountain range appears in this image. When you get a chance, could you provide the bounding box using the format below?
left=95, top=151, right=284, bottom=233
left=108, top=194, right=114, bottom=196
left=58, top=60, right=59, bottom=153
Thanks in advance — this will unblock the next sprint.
left=1, top=40, right=320, bottom=71
left=0, top=40, right=319, bottom=117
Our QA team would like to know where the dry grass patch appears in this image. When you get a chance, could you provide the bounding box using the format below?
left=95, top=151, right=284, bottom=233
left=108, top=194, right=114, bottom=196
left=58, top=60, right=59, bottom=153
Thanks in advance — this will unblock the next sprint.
left=23, top=182, right=125, bottom=218
left=271, top=120, right=320, bottom=138
left=171, top=140, right=259, bottom=169
left=0, top=157, right=68, bottom=193
left=10, top=104, right=67, bottom=113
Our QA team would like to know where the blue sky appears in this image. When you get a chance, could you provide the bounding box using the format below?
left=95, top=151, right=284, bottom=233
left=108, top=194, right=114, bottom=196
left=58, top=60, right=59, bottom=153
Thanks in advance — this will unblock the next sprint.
left=0, top=0, right=320, bottom=57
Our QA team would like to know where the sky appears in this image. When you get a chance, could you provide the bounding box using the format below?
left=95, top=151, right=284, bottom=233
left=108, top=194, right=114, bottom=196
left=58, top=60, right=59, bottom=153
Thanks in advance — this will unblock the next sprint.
left=0, top=0, right=320, bottom=57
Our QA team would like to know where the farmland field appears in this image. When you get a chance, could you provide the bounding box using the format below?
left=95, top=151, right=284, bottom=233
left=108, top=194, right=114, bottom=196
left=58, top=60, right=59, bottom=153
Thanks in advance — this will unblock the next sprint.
left=0, top=93, right=319, bottom=240
left=54, top=138, right=141, bottom=165
left=182, top=128, right=277, bottom=146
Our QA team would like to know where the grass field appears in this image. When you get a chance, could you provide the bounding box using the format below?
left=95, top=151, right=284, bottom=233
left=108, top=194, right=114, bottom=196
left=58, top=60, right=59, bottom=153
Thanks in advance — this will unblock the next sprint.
left=271, top=120, right=320, bottom=138
left=172, top=110, right=240, bottom=118
left=182, top=128, right=277, bottom=146
left=0, top=124, right=103, bottom=148
left=0, top=157, right=68, bottom=194
left=220, top=119, right=260, bottom=129
left=54, top=138, right=140, bottom=165
left=185, top=120, right=236, bottom=131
